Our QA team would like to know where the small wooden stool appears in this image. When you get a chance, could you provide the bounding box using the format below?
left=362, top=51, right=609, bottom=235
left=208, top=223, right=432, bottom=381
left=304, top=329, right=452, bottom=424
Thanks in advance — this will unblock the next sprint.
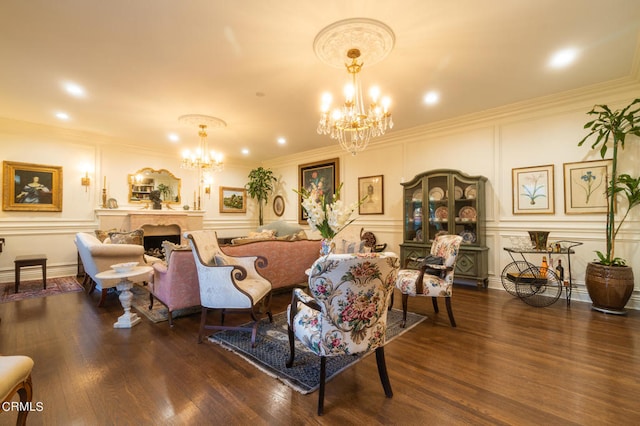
left=14, top=255, right=47, bottom=293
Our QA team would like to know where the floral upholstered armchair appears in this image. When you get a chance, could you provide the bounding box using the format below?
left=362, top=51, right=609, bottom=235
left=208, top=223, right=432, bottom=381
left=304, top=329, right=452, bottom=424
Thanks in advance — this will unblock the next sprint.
left=286, top=252, right=399, bottom=415
left=394, top=234, right=463, bottom=327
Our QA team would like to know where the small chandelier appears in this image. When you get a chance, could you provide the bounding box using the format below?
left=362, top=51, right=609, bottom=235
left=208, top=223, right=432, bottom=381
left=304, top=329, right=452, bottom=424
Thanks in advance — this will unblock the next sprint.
left=179, top=115, right=225, bottom=172
left=313, top=18, right=395, bottom=155
left=317, top=48, right=393, bottom=155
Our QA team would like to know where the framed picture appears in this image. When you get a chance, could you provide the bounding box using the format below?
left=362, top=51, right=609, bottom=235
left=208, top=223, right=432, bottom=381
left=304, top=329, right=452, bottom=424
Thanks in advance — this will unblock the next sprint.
left=298, top=158, right=339, bottom=224
left=512, top=164, right=554, bottom=214
left=358, top=175, right=384, bottom=214
left=563, top=159, right=613, bottom=214
left=273, top=195, right=285, bottom=217
left=2, top=161, right=63, bottom=212
left=219, top=187, right=247, bottom=213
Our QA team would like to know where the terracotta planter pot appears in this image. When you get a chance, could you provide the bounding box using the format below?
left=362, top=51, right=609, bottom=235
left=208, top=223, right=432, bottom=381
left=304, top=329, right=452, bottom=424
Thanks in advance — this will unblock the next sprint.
left=585, top=262, right=635, bottom=314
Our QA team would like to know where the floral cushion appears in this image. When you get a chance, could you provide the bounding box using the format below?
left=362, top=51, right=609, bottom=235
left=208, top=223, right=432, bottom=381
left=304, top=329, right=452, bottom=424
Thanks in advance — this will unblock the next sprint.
left=289, top=253, right=399, bottom=357
left=108, top=229, right=144, bottom=245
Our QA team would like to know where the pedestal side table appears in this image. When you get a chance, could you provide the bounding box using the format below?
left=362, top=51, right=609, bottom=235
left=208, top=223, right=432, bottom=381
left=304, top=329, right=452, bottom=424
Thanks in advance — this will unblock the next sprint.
left=95, top=266, right=153, bottom=328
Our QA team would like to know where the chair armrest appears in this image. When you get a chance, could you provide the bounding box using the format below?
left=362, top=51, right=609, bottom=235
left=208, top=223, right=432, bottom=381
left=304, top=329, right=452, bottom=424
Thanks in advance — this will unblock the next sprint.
left=289, top=288, right=321, bottom=325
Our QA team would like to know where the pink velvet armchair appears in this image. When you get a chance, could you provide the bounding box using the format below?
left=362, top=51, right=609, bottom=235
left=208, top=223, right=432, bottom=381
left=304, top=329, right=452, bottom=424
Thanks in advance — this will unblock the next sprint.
left=148, top=248, right=201, bottom=327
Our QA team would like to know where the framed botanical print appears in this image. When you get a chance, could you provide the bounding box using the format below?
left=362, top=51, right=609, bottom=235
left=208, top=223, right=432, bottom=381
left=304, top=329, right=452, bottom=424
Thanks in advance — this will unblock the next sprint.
left=219, top=187, right=247, bottom=213
left=2, top=161, right=63, bottom=212
left=512, top=164, right=554, bottom=214
left=298, top=158, right=339, bottom=224
left=358, top=175, right=384, bottom=214
left=563, top=159, right=612, bottom=214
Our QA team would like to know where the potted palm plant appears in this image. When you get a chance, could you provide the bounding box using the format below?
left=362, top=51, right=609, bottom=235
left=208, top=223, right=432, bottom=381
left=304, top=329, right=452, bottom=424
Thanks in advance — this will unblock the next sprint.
left=246, top=167, right=277, bottom=226
left=578, top=98, right=640, bottom=314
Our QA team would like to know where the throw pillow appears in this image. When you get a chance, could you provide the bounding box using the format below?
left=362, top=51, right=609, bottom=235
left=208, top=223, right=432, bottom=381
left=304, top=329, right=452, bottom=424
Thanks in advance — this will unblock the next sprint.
left=257, top=220, right=302, bottom=237
left=95, top=228, right=120, bottom=243
left=247, top=229, right=276, bottom=239
left=333, top=237, right=367, bottom=254
left=162, top=240, right=190, bottom=263
left=108, top=229, right=144, bottom=245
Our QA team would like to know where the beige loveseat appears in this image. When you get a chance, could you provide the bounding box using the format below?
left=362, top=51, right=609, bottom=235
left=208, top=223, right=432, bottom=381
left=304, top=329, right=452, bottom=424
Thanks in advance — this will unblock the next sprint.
left=75, top=232, right=161, bottom=306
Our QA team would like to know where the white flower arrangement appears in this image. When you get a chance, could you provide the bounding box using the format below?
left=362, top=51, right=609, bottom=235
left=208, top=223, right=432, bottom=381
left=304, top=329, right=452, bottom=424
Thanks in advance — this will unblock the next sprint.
left=296, top=183, right=361, bottom=239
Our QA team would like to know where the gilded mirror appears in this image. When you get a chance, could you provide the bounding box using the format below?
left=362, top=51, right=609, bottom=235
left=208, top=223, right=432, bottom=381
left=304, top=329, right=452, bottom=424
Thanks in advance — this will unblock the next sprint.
left=128, top=168, right=181, bottom=204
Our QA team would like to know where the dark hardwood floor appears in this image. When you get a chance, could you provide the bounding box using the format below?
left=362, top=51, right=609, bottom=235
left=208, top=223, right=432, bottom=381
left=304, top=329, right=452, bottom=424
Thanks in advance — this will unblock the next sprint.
left=1, top=282, right=639, bottom=425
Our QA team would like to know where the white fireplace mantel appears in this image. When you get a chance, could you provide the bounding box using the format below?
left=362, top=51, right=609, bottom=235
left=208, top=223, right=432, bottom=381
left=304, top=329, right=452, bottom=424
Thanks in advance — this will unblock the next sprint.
left=95, top=208, right=204, bottom=240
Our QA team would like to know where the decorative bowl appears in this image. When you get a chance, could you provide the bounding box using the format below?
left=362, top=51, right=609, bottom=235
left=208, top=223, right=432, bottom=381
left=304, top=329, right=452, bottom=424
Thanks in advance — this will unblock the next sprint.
left=111, top=262, right=139, bottom=273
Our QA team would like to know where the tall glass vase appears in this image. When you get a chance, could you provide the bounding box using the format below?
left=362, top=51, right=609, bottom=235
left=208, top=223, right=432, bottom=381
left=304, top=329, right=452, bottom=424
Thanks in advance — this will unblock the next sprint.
left=320, top=238, right=335, bottom=256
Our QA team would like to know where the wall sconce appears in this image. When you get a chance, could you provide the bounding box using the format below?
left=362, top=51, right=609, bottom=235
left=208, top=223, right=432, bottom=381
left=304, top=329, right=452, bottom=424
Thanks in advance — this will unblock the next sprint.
left=81, top=171, right=91, bottom=191
left=203, top=172, right=213, bottom=199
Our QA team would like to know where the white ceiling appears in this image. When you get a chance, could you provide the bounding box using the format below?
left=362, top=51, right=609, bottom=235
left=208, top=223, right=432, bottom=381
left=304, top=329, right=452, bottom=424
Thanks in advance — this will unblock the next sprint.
left=1, top=1, right=639, bottom=163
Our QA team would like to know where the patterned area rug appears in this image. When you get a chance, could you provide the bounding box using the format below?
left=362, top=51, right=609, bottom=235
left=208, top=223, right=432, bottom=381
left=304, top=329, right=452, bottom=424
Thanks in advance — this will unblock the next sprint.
left=130, top=285, right=200, bottom=323
left=209, top=309, right=426, bottom=394
left=1, top=276, right=83, bottom=303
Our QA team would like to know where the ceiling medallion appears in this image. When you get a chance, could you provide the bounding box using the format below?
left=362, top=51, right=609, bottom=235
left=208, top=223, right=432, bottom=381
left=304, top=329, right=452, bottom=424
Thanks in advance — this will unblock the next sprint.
left=313, top=18, right=395, bottom=69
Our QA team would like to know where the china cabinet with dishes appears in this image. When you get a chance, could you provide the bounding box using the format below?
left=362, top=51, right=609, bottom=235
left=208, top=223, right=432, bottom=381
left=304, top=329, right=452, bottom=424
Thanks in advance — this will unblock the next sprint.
left=400, top=169, right=488, bottom=287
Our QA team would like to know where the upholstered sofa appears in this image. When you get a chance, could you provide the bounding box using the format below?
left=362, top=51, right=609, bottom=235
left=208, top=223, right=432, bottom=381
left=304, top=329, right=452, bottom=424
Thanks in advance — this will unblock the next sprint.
left=222, top=239, right=321, bottom=291
left=75, top=232, right=161, bottom=306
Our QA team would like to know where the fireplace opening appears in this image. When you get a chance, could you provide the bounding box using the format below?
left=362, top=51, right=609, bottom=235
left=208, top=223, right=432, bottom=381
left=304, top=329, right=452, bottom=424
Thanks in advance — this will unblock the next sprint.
left=144, top=234, right=180, bottom=259
left=142, top=224, right=181, bottom=260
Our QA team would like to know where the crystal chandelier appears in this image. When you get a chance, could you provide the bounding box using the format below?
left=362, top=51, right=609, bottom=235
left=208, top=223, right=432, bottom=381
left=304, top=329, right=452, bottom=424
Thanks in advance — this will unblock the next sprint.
left=317, top=48, right=393, bottom=155
left=179, top=114, right=225, bottom=172
left=313, top=18, right=395, bottom=155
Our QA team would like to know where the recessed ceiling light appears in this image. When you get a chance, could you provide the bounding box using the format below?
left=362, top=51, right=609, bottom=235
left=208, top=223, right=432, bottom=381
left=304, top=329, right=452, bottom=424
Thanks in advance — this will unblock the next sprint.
left=241, top=148, right=249, bottom=155
left=63, top=82, right=85, bottom=98
left=167, top=133, right=179, bottom=142
left=277, top=137, right=286, bottom=145
left=549, top=48, right=578, bottom=69
left=423, top=91, right=439, bottom=105
left=55, top=112, right=70, bottom=120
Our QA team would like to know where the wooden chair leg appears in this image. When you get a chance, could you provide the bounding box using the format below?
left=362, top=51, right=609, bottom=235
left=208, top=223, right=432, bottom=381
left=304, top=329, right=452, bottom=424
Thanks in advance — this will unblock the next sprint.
left=388, top=291, right=395, bottom=311
left=445, top=297, right=456, bottom=327
left=250, top=320, right=259, bottom=348
left=97, top=288, right=108, bottom=307
left=15, top=374, right=33, bottom=426
left=87, top=278, right=96, bottom=295
left=318, top=356, right=327, bottom=416
left=375, top=347, right=393, bottom=398
left=198, top=307, right=208, bottom=343
left=286, top=324, right=296, bottom=368
left=167, top=311, right=174, bottom=328
left=401, top=293, right=409, bottom=328
left=148, top=293, right=154, bottom=309
left=432, top=297, right=439, bottom=313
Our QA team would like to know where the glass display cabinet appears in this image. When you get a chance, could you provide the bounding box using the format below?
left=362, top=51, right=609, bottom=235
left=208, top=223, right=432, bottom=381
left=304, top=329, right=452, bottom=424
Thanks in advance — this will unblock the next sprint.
left=400, top=169, right=488, bottom=287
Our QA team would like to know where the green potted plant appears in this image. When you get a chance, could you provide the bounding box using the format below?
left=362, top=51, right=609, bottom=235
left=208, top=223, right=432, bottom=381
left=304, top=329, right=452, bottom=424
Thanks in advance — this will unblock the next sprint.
left=246, top=167, right=277, bottom=226
left=578, top=98, right=640, bottom=314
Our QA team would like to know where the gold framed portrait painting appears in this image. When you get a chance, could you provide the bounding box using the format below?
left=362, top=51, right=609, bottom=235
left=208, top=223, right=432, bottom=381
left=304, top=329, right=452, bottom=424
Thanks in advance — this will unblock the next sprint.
left=3, top=161, right=63, bottom=212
